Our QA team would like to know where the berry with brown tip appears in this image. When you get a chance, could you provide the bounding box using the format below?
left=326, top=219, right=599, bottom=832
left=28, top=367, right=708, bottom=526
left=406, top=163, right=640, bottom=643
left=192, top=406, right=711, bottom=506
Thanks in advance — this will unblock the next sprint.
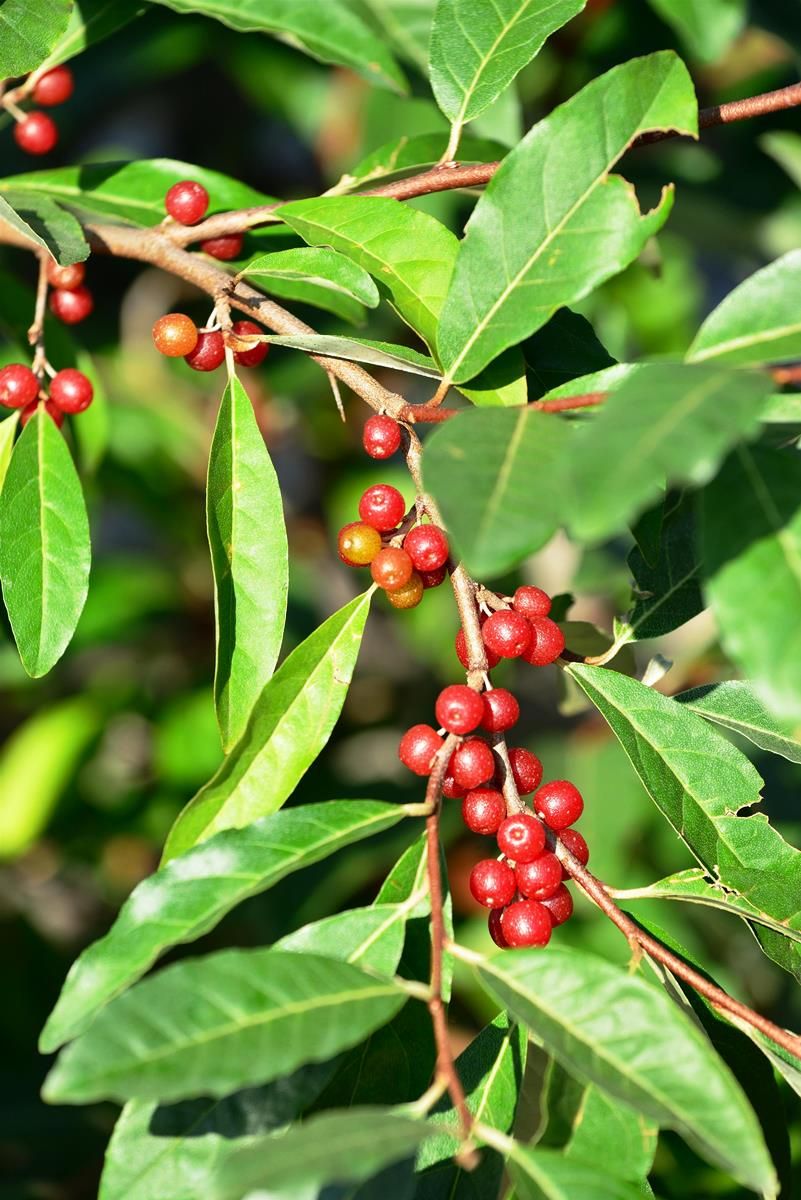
left=523, top=616, right=565, bottom=666
left=231, top=320, right=269, bottom=367
left=185, top=330, right=225, bottom=371
left=515, top=852, right=562, bottom=900
left=0, top=364, right=39, bottom=409
left=535, top=780, right=583, bottom=830
left=450, top=737, right=495, bottom=790
left=403, top=525, right=449, bottom=572
left=201, top=233, right=243, bottom=260
left=152, top=313, right=198, bottom=358
left=513, top=586, right=552, bottom=619
left=21, top=399, right=63, bottom=428
left=49, top=368, right=93, bottom=414
left=363, top=414, right=401, bottom=459
left=482, top=609, right=532, bottom=659
left=462, top=788, right=506, bottom=836
left=358, top=484, right=406, bottom=532
left=469, top=858, right=516, bottom=909
left=398, top=724, right=442, bottom=776
left=501, top=899, right=552, bottom=947
left=542, top=883, right=573, bottom=926
left=508, top=747, right=543, bottom=795
left=386, top=572, right=424, bottom=610
left=370, top=546, right=413, bottom=591
left=14, top=111, right=58, bottom=155
left=435, top=684, right=483, bottom=735
left=337, top=521, right=381, bottom=567
left=481, top=688, right=519, bottom=733
left=49, top=284, right=93, bottom=325
left=46, top=260, right=85, bottom=290
left=497, top=812, right=546, bottom=863
left=33, top=66, right=74, bottom=107
left=165, top=180, right=209, bottom=225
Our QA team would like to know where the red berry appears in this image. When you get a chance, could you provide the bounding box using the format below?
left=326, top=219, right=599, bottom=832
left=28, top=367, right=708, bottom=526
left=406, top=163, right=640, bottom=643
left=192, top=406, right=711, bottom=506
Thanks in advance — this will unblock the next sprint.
left=488, top=908, right=508, bottom=948
left=559, top=828, right=590, bottom=879
left=363, top=414, right=401, bottom=459
left=515, top=852, right=562, bottom=900
left=184, top=330, right=225, bottom=371
left=398, top=724, right=443, bottom=776
left=358, top=484, right=406, bottom=532
left=386, top=572, right=423, bottom=609
left=542, top=883, right=573, bottom=926
left=49, top=285, right=93, bottom=325
left=337, top=521, right=382, bottom=566
left=201, top=233, right=243, bottom=260
left=46, top=260, right=85, bottom=290
left=482, top=610, right=532, bottom=659
left=481, top=688, right=519, bottom=733
left=469, top=858, right=516, bottom=909
left=462, top=788, right=506, bottom=835
left=152, top=313, right=198, bottom=357
left=435, top=684, right=484, bottom=735
left=501, top=899, right=552, bottom=947
left=20, top=399, right=63, bottom=428
left=523, top=616, right=565, bottom=666
left=33, top=66, right=74, bottom=107
left=513, top=586, right=552, bottom=619
left=0, top=364, right=39, bottom=409
left=420, top=565, right=447, bottom=589
left=508, top=747, right=543, bottom=795
left=165, top=180, right=209, bottom=225
left=230, top=320, right=269, bottom=367
left=49, top=368, right=93, bottom=414
left=14, top=111, right=58, bottom=155
left=370, top=546, right=413, bottom=592
left=456, top=626, right=500, bottom=670
left=496, top=813, right=546, bottom=863
left=442, top=771, right=466, bottom=800
left=450, top=738, right=495, bottom=790
left=535, top=780, right=583, bottom=830
left=403, top=525, right=449, bottom=572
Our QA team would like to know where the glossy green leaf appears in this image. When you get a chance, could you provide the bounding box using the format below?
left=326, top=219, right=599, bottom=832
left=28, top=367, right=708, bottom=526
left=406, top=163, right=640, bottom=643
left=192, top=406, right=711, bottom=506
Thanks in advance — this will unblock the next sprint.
left=208, top=378, right=288, bottom=751
left=507, top=1146, right=651, bottom=1200
left=687, top=251, right=801, bottom=367
left=436, top=53, right=697, bottom=382
left=675, top=679, right=801, bottom=763
left=345, top=132, right=504, bottom=188
left=0, top=0, right=70, bottom=78
left=0, top=193, right=88, bottom=266
left=567, top=364, right=769, bottom=542
left=149, top=0, right=407, bottom=93
left=277, top=904, right=408, bottom=976
left=524, top=308, right=615, bottom=400
left=0, top=413, right=19, bottom=492
left=41, top=800, right=402, bottom=1052
left=360, top=0, right=435, bottom=70
left=423, top=407, right=572, bottom=578
left=701, top=445, right=801, bottom=721
left=262, top=334, right=440, bottom=377
left=476, top=946, right=775, bottom=1194
left=162, top=590, right=373, bottom=860
left=647, top=0, right=745, bottom=62
left=40, top=0, right=147, bottom=69
left=430, top=0, right=585, bottom=126
left=239, top=247, right=379, bottom=324
left=0, top=412, right=91, bottom=678
left=628, top=493, right=703, bottom=639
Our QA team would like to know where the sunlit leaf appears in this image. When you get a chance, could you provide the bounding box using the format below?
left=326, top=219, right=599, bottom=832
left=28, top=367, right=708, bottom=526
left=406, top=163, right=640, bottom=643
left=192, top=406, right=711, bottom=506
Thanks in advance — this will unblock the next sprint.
left=675, top=679, right=801, bottom=763
left=0, top=0, right=70, bottom=78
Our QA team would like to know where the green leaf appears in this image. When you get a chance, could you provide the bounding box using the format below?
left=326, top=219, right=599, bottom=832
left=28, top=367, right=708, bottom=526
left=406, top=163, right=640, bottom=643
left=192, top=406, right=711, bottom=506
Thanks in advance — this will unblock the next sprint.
left=701, top=445, right=801, bottom=721
left=41, top=800, right=402, bottom=1053
left=458, top=348, right=528, bottom=408
left=72, top=350, right=109, bottom=474
left=675, top=679, right=801, bottom=763
left=261, top=334, right=441, bottom=377
left=475, top=946, right=775, bottom=1194
left=0, top=159, right=273, bottom=227
left=149, top=0, right=407, bottom=93
left=436, top=52, right=697, bottom=382
left=687, top=250, right=801, bottom=367
left=359, top=0, right=435, bottom=71
left=524, top=308, right=615, bottom=400
left=208, top=378, right=288, bottom=751
left=276, top=904, right=408, bottom=977
left=567, top=364, right=769, bottom=542
left=0, top=193, right=89, bottom=266
left=423, top=407, right=572, bottom=578
left=647, top=0, right=746, bottom=63
left=760, top=130, right=801, bottom=191
left=239, top=247, right=379, bottom=325
left=162, top=590, right=373, bottom=860
left=0, top=413, right=19, bottom=492
left=507, top=1146, right=653, bottom=1200
left=627, top=493, right=703, bottom=639
left=345, top=132, right=505, bottom=188
left=0, top=412, right=91, bottom=678
left=760, top=393, right=801, bottom=423
left=430, top=0, right=585, bottom=127
left=415, top=1015, right=526, bottom=1199
left=0, top=0, right=70, bottom=78
left=40, top=0, right=147, bottom=70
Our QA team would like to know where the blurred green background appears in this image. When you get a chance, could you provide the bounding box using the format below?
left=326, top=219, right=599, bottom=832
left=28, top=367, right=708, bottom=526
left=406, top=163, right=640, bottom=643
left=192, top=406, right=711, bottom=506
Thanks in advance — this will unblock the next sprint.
left=1, top=2, right=801, bottom=1195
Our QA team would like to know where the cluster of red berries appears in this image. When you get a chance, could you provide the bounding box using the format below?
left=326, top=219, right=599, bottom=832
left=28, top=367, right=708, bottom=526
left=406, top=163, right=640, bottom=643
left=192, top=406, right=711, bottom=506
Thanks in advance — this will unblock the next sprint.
left=465, top=587, right=565, bottom=670
left=47, top=258, right=93, bottom=326
left=0, top=361, right=93, bottom=428
left=164, top=180, right=243, bottom=261
left=12, top=66, right=73, bottom=156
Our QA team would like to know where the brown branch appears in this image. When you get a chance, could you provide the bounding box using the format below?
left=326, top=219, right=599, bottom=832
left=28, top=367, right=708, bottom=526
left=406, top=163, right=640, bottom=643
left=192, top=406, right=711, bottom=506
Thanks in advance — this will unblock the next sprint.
left=772, top=363, right=801, bottom=385
left=532, top=391, right=606, bottom=414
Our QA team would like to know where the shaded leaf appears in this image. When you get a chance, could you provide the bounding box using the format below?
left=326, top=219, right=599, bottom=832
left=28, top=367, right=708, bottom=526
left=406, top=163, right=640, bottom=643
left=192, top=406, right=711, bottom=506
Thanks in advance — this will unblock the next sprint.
left=508, top=1145, right=651, bottom=1200
left=647, top=0, right=746, bottom=63
left=41, top=0, right=146, bottom=69
left=675, top=679, right=801, bottom=763
left=524, top=308, right=615, bottom=400
left=760, top=130, right=801, bottom=191
left=359, top=0, right=435, bottom=71
left=627, top=492, right=703, bottom=639
left=0, top=0, right=70, bottom=78
left=0, top=192, right=88, bottom=266
left=263, top=334, right=440, bottom=377
left=239, top=247, right=379, bottom=325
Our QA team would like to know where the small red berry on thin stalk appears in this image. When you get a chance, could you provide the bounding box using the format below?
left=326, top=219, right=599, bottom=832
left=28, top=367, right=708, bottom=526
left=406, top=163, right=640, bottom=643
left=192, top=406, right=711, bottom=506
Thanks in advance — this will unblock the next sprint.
left=398, top=724, right=442, bottom=776
left=535, top=780, right=584, bottom=830
left=363, top=414, right=401, bottom=459
left=21, top=399, right=64, bottom=428
left=523, top=616, right=565, bottom=666
left=450, top=737, right=495, bottom=790
left=462, top=788, right=506, bottom=835
left=435, top=684, right=483, bottom=735
left=33, top=66, right=74, bottom=107
left=0, top=364, right=40, bottom=409
left=49, top=368, right=93, bottom=414
left=14, top=111, right=58, bottom=155
left=513, top=586, right=552, bottom=618
left=49, top=285, right=93, bottom=325
left=165, top=180, right=209, bottom=225
left=420, top=565, right=447, bottom=589
left=501, top=899, right=552, bottom=947
left=482, top=609, right=532, bottom=658
left=515, top=852, right=562, bottom=900
left=469, top=858, right=516, bottom=909
left=542, top=883, right=573, bottom=926
left=481, top=688, right=519, bottom=733
left=496, top=813, right=546, bottom=863
left=201, top=233, right=243, bottom=261
left=508, top=747, right=543, bottom=795
left=358, top=484, right=406, bottom=532
left=230, top=321, right=269, bottom=367
left=488, top=908, right=508, bottom=948
left=46, top=260, right=85, bottom=290
left=370, top=546, right=413, bottom=591
left=442, top=772, right=466, bottom=800
left=152, top=313, right=198, bottom=357
left=185, top=330, right=225, bottom=372
left=456, top=626, right=500, bottom=670
left=559, top=828, right=590, bottom=879
left=403, top=525, right=449, bottom=572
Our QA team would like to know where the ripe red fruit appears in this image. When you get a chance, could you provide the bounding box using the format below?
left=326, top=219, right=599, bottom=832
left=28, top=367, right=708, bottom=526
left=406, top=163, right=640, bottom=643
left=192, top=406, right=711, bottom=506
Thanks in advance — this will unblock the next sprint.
left=500, top=899, right=552, bottom=947
left=497, top=812, right=546, bottom=863
left=152, top=313, right=198, bottom=357
left=49, top=368, right=93, bottom=414
left=513, top=586, right=552, bottom=619
left=185, top=330, right=225, bottom=371
left=488, top=908, right=508, bottom=948
left=403, top=525, right=449, bottom=572
left=450, top=738, right=495, bottom=790
left=49, top=285, right=93, bottom=325
left=363, top=414, right=401, bottom=459
left=535, top=780, right=583, bottom=830
left=442, top=771, right=466, bottom=800
left=14, top=111, right=58, bottom=155
left=165, top=180, right=209, bottom=225
left=20, top=399, right=63, bottom=428
left=420, top=564, right=447, bottom=589
left=33, top=66, right=74, bottom=107
left=508, top=747, right=543, bottom=795
left=370, top=546, right=413, bottom=591
left=337, top=521, right=381, bottom=567
left=542, top=883, right=573, bottom=926
left=201, top=233, right=243, bottom=260
left=523, top=616, right=565, bottom=666
left=358, top=484, right=406, bottom=532
left=456, top=626, right=500, bottom=670
left=386, top=572, right=424, bottom=609
left=435, top=684, right=484, bottom=735
left=398, top=724, right=442, bottom=776
left=482, top=609, right=532, bottom=658
left=481, top=688, right=519, bottom=733
left=46, top=260, right=85, bottom=290
left=0, top=364, right=39, bottom=409
left=230, top=320, right=269, bottom=367
left=559, top=828, right=590, bottom=879
left=462, top=788, right=506, bottom=835
left=469, top=858, right=516, bottom=909
left=516, top=852, right=562, bottom=900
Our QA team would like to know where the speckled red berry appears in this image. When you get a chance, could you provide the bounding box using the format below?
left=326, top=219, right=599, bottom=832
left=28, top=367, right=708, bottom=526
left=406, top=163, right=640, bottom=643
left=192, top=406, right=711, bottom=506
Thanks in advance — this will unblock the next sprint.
left=46, top=260, right=85, bottom=290
left=482, top=609, right=532, bottom=659
left=559, top=828, right=589, bottom=879
left=515, top=852, right=562, bottom=900
left=488, top=908, right=508, bottom=948
left=403, top=525, right=449, bottom=572
left=420, top=565, right=447, bottom=589
left=231, top=320, right=269, bottom=367
left=481, top=688, right=519, bottom=733
left=470, top=858, right=516, bottom=909
left=496, top=813, right=546, bottom=863
left=14, top=111, right=58, bottom=155
left=508, top=747, right=543, bottom=795
left=535, top=780, right=583, bottom=830
left=371, top=546, right=413, bottom=592
left=501, top=899, right=552, bottom=947
left=185, top=330, right=225, bottom=371
left=49, top=368, right=93, bottom=413
left=513, top=586, right=552, bottom=619
left=358, top=484, right=406, bottom=532
left=49, top=285, right=93, bottom=325
left=0, top=364, right=39, bottom=409
left=363, top=414, right=401, bottom=459
left=462, top=788, right=506, bottom=835
left=201, top=233, right=243, bottom=260
left=450, top=738, right=495, bottom=790
left=165, top=180, right=209, bottom=224
left=33, top=66, right=74, bottom=107
left=542, top=883, right=573, bottom=926
left=152, top=312, right=198, bottom=357
left=398, top=724, right=442, bottom=776
left=442, top=772, right=466, bottom=800
left=523, top=616, right=565, bottom=666
left=20, top=399, right=63, bottom=428
left=435, top=684, right=483, bottom=735
left=455, top=626, right=500, bottom=670
left=337, top=521, right=382, bottom=567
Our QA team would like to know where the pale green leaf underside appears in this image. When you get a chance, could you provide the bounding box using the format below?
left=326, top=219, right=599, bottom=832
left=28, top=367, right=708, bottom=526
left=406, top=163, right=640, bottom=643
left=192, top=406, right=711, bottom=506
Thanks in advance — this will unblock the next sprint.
left=647, top=0, right=745, bottom=63
left=676, top=679, right=801, bottom=764
left=509, top=1145, right=650, bottom=1200
left=0, top=192, right=89, bottom=266
left=262, top=334, right=441, bottom=377
left=240, top=246, right=380, bottom=310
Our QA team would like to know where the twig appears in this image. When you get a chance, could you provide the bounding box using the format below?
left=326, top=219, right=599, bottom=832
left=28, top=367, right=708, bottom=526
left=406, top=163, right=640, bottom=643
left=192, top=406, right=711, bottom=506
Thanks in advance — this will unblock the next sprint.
left=28, top=253, right=49, bottom=374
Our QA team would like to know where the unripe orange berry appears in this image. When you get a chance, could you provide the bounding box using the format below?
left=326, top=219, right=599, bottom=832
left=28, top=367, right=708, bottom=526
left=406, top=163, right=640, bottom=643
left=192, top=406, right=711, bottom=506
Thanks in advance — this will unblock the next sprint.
left=152, top=313, right=199, bottom=357
left=386, top=572, right=423, bottom=609
left=370, top=546, right=413, bottom=591
left=338, top=521, right=382, bottom=566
